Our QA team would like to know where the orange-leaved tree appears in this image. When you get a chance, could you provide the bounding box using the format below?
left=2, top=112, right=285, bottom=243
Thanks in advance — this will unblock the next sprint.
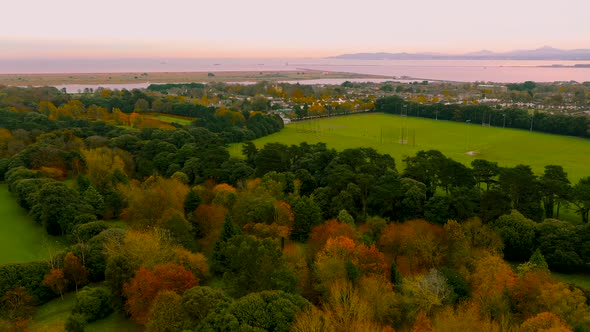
left=123, top=263, right=198, bottom=324
left=520, top=312, right=572, bottom=332
left=63, top=252, right=88, bottom=293
left=42, top=268, right=67, bottom=299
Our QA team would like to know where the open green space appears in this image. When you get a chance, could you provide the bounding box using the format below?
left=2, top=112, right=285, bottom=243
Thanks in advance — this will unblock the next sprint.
left=551, top=271, right=590, bottom=291
left=231, top=113, right=590, bottom=182
left=29, top=292, right=142, bottom=332
left=29, top=293, right=77, bottom=332
left=145, top=113, right=194, bottom=125
left=0, top=184, right=66, bottom=265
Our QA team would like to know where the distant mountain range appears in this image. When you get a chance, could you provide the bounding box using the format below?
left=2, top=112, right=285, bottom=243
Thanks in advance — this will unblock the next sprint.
left=329, top=46, right=590, bottom=60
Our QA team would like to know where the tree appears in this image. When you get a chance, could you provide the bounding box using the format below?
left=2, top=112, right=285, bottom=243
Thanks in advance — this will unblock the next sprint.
left=403, top=269, right=453, bottom=315
left=145, top=291, right=184, bottom=332
left=499, top=165, right=543, bottom=221
left=105, top=254, right=135, bottom=307
left=181, top=286, right=232, bottom=327
left=134, top=98, right=149, bottom=112
left=183, top=189, right=201, bottom=217
left=255, top=142, right=291, bottom=176
left=471, top=159, right=500, bottom=191
left=198, top=290, right=309, bottom=332
left=124, top=263, right=198, bottom=324
left=390, top=263, right=403, bottom=288
left=32, top=181, right=90, bottom=235
left=72, top=286, right=113, bottom=322
left=517, top=249, right=549, bottom=274
left=403, top=150, right=447, bottom=198
left=536, top=219, right=584, bottom=272
left=63, top=252, right=88, bottom=293
left=520, top=312, right=572, bottom=332
left=80, top=147, right=128, bottom=193
left=432, top=301, right=500, bottom=332
left=0, top=287, right=35, bottom=321
left=400, top=178, right=427, bottom=220
left=210, top=214, right=241, bottom=275
left=572, top=176, right=590, bottom=223
left=65, top=313, right=87, bottom=332
left=214, top=235, right=296, bottom=297
left=120, top=176, right=189, bottom=228
left=491, top=210, right=537, bottom=261
left=470, top=255, right=515, bottom=318
left=337, top=209, right=355, bottom=225
left=367, top=170, right=403, bottom=220
left=291, top=195, right=322, bottom=242
left=540, top=165, right=570, bottom=219
left=479, top=189, right=512, bottom=223
left=411, top=311, right=434, bottom=332
left=42, top=268, right=67, bottom=299
left=308, top=219, right=358, bottom=255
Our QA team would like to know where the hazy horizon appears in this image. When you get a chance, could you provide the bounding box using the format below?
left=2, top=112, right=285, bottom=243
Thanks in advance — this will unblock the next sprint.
left=2, top=0, right=589, bottom=59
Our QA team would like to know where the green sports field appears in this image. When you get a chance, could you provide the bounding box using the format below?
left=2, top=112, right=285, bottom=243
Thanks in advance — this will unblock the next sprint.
left=0, top=184, right=66, bottom=265
left=230, top=113, right=590, bottom=182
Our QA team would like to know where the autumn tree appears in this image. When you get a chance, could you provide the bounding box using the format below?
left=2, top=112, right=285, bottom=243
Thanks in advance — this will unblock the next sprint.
left=402, top=269, right=453, bottom=315
left=42, top=268, right=67, bottom=299
left=411, top=311, right=434, bottom=332
left=520, top=312, right=573, bottom=332
left=308, top=219, right=358, bottom=255
left=63, top=252, right=88, bottom=293
left=120, top=176, right=189, bottom=228
left=0, top=287, right=35, bottom=322
left=470, top=254, right=516, bottom=318
left=378, top=220, right=445, bottom=275
left=80, top=147, right=128, bottom=193
left=432, top=301, right=500, bottom=332
left=123, top=263, right=198, bottom=324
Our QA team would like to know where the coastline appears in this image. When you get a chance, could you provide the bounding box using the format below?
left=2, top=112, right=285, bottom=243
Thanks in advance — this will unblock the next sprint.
left=0, top=70, right=389, bottom=86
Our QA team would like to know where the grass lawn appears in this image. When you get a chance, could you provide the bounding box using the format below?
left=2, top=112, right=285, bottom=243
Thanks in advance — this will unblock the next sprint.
left=551, top=271, right=590, bottom=290
left=0, top=184, right=66, bottom=265
left=29, top=292, right=142, bottom=332
left=144, top=113, right=194, bottom=125
left=232, top=113, right=590, bottom=182
left=86, top=312, right=143, bottom=332
left=29, top=293, right=76, bottom=332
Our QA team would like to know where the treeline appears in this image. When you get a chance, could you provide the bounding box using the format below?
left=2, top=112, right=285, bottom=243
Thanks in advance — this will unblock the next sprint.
left=375, top=96, right=590, bottom=138
left=147, top=83, right=206, bottom=93
left=0, top=86, right=284, bottom=142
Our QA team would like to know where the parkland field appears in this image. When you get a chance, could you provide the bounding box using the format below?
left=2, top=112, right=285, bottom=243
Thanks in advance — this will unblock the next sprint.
left=231, top=113, right=590, bottom=182
left=0, top=184, right=65, bottom=264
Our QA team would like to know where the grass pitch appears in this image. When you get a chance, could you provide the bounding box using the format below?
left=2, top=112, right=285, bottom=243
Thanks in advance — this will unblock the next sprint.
left=231, top=113, right=590, bottom=183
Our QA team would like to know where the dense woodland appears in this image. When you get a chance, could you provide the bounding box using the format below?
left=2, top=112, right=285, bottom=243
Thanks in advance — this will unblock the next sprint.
left=0, top=86, right=590, bottom=331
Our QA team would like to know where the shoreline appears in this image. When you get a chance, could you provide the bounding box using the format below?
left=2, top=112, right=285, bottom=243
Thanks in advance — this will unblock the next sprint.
left=0, top=70, right=390, bottom=86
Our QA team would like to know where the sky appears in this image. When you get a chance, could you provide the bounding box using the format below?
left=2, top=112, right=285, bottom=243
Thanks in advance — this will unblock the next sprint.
left=1, top=0, right=589, bottom=59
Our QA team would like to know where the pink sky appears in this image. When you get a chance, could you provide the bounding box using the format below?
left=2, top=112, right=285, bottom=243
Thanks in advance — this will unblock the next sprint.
left=1, top=0, right=589, bottom=58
